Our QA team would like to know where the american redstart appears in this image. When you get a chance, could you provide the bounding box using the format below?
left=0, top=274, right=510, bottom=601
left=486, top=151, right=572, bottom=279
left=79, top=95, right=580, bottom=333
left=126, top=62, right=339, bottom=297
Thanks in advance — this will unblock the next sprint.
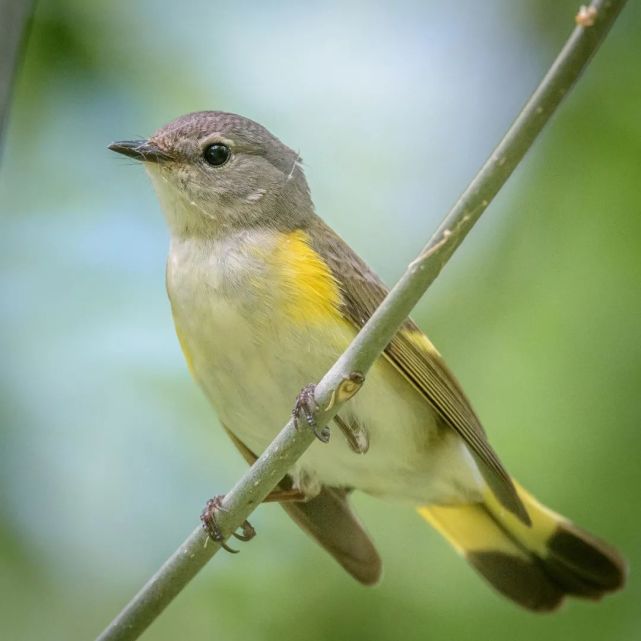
left=109, top=111, right=625, bottom=611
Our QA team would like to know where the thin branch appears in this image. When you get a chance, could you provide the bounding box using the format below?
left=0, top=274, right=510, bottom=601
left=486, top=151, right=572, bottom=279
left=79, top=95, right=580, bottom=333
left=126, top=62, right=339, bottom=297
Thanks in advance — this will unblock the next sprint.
left=0, top=0, right=34, bottom=155
left=95, top=2, right=626, bottom=640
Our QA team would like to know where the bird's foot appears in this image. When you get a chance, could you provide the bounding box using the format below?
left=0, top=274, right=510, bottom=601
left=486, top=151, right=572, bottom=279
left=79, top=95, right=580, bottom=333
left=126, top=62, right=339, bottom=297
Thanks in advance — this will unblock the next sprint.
left=200, top=495, right=256, bottom=553
left=292, top=383, right=330, bottom=442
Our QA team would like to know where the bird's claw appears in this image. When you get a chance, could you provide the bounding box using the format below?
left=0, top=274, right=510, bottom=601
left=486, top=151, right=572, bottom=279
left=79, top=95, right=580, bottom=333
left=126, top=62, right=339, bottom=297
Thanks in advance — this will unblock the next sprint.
left=293, top=384, right=330, bottom=442
left=200, top=495, right=256, bottom=553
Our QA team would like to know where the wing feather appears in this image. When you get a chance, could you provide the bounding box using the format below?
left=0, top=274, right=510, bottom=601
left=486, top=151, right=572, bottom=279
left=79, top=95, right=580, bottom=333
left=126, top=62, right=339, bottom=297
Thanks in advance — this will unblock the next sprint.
left=310, top=218, right=529, bottom=524
left=222, top=425, right=382, bottom=584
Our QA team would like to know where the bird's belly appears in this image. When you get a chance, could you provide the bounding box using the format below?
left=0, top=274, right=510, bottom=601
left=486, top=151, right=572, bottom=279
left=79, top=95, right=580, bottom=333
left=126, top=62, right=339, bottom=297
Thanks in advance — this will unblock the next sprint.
left=172, top=292, right=482, bottom=506
left=167, top=235, right=482, bottom=506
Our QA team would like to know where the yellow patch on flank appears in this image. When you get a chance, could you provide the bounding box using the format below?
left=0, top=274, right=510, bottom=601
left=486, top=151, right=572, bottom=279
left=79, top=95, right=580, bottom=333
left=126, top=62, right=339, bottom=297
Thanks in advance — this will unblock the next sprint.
left=174, top=325, right=197, bottom=379
left=273, top=230, right=343, bottom=325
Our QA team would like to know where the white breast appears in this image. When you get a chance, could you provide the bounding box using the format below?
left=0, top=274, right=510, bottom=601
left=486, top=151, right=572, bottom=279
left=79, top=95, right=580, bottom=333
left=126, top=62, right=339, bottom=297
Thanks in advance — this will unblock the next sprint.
left=167, top=230, right=482, bottom=506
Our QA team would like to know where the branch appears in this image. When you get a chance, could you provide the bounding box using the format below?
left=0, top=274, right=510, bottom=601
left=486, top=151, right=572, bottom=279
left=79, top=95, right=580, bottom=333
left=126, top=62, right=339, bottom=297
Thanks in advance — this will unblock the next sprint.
left=96, top=2, right=626, bottom=639
left=0, top=0, right=34, bottom=155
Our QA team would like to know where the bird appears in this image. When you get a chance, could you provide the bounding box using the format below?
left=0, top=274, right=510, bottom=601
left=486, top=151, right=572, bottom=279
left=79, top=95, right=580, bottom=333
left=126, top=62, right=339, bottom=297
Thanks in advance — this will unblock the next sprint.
left=109, top=110, right=625, bottom=611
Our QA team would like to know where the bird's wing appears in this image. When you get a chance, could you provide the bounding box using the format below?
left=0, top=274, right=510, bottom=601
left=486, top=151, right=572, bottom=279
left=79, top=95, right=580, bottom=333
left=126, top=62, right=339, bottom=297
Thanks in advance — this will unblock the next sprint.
left=222, top=425, right=382, bottom=585
left=310, top=218, right=529, bottom=524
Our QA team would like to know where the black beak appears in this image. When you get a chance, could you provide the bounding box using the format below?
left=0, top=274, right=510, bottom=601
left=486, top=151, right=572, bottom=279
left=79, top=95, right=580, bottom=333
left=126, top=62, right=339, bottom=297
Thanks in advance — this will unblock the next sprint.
left=108, top=139, right=173, bottom=163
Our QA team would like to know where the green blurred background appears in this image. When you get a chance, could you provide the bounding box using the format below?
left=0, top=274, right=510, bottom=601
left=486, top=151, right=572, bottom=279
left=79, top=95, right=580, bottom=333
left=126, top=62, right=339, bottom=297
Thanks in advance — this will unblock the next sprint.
left=1, top=1, right=640, bottom=639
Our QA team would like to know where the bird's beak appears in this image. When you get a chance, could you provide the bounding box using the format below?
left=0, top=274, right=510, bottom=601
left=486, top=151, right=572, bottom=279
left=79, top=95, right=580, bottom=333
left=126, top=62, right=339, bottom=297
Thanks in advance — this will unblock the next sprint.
left=108, top=139, right=173, bottom=163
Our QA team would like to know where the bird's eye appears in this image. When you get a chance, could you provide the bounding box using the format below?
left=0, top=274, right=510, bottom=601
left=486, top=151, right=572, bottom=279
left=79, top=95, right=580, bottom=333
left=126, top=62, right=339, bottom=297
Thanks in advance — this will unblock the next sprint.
left=203, top=143, right=231, bottom=167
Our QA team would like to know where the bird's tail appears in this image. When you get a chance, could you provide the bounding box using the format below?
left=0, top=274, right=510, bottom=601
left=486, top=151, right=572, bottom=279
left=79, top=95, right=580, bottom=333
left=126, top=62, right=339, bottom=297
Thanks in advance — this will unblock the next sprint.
left=418, top=481, right=626, bottom=611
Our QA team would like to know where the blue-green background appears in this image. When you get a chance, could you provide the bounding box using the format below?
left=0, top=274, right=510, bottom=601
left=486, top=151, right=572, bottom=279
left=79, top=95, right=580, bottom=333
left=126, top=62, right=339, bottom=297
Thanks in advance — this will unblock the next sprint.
left=1, top=1, right=640, bottom=639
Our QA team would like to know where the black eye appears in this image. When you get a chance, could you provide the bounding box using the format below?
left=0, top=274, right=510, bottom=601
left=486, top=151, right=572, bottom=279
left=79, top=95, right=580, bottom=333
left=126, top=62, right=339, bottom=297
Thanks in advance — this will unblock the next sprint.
left=203, top=143, right=230, bottom=166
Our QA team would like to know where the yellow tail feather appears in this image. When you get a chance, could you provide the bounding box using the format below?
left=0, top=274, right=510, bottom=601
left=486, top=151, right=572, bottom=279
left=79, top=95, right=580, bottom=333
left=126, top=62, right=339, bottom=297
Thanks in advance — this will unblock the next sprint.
left=419, top=482, right=626, bottom=611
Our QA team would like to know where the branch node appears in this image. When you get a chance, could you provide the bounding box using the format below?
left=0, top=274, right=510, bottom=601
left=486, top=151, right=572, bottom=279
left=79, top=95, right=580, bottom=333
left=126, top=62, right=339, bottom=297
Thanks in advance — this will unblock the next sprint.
left=410, top=234, right=450, bottom=270
left=325, top=371, right=365, bottom=410
left=576, top=5, right=598, bottom=27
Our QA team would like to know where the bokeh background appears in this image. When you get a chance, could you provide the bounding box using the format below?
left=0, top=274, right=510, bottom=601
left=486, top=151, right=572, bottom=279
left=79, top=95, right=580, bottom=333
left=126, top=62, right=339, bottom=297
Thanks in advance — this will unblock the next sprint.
left=1, top=1, right=640, bottom=639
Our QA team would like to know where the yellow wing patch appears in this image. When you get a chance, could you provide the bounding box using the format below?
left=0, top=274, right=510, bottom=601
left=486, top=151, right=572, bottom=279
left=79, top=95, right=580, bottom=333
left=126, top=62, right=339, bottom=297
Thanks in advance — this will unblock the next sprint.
left=483, top=481, right=561, bottom=556
left=418, top=480, right=562, bottom=558
left=402, top=328, right=442, bottom=357
left=418, top=503, right=526, bottom=557
left=273, top=230, right=344, bottom=325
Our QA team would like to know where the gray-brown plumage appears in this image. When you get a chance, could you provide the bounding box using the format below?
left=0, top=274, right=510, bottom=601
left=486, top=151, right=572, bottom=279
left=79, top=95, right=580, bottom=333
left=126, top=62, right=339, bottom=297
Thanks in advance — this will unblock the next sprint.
left=110, top=110, right=626, bottom=610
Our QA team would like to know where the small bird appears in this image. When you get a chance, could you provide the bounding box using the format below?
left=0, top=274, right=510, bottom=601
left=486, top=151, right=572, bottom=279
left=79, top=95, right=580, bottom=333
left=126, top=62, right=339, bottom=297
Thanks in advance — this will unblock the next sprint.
left=110, top=111, right=625, bottom=611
